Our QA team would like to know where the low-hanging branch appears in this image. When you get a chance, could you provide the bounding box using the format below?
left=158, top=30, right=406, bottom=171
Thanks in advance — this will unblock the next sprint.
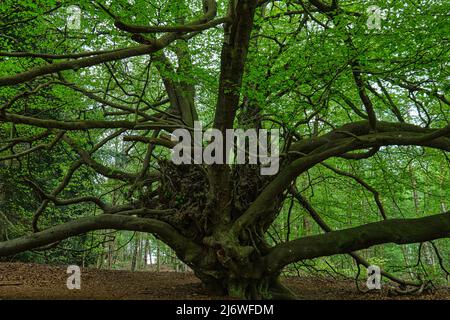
left=0, top=214, right=202, bottom=262
left=262, top=210, right=450, bottom=273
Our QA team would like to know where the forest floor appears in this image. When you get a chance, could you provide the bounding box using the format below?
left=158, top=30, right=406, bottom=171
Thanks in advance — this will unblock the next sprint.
left=0, top=262, right=449, bottom=300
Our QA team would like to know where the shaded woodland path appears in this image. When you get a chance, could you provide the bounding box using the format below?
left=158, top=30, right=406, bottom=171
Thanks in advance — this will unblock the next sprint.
left=0, top=263, right=449, bottom=300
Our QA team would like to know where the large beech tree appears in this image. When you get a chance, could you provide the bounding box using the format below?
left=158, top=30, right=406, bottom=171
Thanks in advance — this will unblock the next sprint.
left=0, top=0, right=449, bottom=299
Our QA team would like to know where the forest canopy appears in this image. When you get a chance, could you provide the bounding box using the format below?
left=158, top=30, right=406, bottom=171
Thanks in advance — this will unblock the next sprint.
left=0, top=0, right=449, bottom=300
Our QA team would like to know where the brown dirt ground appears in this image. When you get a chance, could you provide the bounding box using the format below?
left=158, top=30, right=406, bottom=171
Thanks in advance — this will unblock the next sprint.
left=0, top=262, right=449, bottom=300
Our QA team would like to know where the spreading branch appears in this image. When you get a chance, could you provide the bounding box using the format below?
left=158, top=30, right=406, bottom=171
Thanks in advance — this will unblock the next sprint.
left=0, top=214, right=201, bottom=262
left=262, top=211, right=450, bottom=273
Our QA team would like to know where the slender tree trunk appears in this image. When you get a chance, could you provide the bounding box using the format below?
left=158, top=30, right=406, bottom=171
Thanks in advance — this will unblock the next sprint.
left=156, top=241, right=161, bottom=272
left=107, top=235, right=114, bottom=269
left=131, top=233, right=139, bottom=272
left=143, top=238, right=149, bottom=268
